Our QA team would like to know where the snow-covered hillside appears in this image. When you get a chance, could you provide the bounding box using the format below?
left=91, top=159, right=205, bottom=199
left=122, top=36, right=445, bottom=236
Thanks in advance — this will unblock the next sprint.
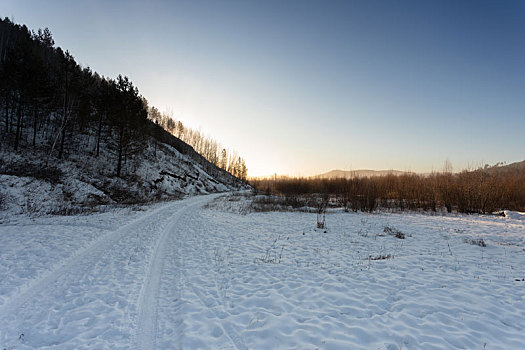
left=0, top=193, right=523, bottom=349
left=0, top=17, right=248, bottom=218
left=0, top=134, right=245, bottom=218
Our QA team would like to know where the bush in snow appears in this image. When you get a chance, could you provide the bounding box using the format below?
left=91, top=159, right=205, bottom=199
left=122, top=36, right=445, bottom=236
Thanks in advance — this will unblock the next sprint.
left=0, top=162, right=63, bottom=184
left=464, top=238, right=487, bottom=247
left=0, top=190, right=6, bottom=210
left=383, top=226, right=405, bottom=239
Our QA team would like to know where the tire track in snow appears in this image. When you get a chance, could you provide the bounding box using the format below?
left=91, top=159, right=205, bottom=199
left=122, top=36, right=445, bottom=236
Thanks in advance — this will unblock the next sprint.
left=0, top=200, right=180, bottom=324
left=173, top=210, right=186, bottom=350
left=133, top=195, right=212, bottom=350
left=0, top=223, right=113, bottom=230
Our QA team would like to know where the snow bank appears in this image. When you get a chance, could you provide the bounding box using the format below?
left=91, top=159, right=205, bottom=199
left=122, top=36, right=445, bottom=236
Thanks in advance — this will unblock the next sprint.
left=0, top=174, right=111, bottom=219
left=504, top=210, right=525, bottom=221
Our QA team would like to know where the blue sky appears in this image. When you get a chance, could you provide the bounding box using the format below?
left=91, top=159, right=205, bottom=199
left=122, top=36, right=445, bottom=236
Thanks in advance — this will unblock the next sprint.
left=1, top=0, right=524, bottom=176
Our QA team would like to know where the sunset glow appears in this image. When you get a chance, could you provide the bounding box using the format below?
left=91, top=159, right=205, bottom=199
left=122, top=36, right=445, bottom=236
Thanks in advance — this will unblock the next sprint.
left=2, top=0, right=523, bottom=177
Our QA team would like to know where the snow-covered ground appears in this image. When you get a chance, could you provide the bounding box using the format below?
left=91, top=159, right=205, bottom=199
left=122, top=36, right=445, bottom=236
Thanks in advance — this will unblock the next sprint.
left=0, top=135, right=242, bottom=218
left=0, top=194, right=524, bottom=349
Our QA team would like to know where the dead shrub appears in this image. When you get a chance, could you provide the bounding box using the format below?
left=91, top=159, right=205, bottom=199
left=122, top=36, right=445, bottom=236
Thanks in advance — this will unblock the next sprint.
left=383, top=226, right=405, bottom=239
left=368, top=254, right=393, bottom=260
left=464, top=238, right=487, bottom=247
left=0, top=162, right=63, bottom=184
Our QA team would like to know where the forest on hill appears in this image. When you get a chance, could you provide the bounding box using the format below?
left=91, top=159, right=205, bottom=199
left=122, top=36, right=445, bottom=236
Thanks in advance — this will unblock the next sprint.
left=251, top=161, right=525, bottom=214
left=0, top=18, right=248, bottom=213
left=0, top=17, right=247, bottom=180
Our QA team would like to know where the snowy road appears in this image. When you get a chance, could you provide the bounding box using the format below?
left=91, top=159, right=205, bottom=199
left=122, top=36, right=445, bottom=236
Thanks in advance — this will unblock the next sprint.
left=1, top=194, right=524, bottom=349
left=0, top=194, right=218, bottom=349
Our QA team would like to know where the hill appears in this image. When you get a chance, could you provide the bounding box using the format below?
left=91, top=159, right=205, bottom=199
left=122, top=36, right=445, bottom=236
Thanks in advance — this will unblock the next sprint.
left=315, top=160, right=525, bottom=179
left=482, top=160, right=525, bottom=174
left=315, top=169, right=408, bottom=179
left=0, top=18, right=246, bottom=216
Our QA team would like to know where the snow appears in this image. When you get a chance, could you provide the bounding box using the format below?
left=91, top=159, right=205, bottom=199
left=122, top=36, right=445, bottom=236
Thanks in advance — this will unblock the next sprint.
left=0, top=135, right=244, bottom=219
left=1, top=194, right=524, bottom=349
left=504, top=210, right=525, bottom=221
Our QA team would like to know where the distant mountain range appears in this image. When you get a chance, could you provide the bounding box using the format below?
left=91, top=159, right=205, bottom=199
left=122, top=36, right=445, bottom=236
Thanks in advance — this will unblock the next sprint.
left=314, top=160, right=525, bottom=179
left=314, top=169, right=408, bottom=179
left=481, top=160, right=525, bottom=174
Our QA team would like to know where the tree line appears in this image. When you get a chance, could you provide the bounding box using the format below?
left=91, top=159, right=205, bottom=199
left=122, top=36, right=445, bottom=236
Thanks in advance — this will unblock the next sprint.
left=250, top=164, right=525, bottom=214
left=0, top=17, right=247, bottom=180
left=147, top=107, right=247, bottom=180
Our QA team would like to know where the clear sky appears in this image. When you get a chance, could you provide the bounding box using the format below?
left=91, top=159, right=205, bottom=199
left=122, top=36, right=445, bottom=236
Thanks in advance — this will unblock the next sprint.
left=1, top=0, right=524, bottom=176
